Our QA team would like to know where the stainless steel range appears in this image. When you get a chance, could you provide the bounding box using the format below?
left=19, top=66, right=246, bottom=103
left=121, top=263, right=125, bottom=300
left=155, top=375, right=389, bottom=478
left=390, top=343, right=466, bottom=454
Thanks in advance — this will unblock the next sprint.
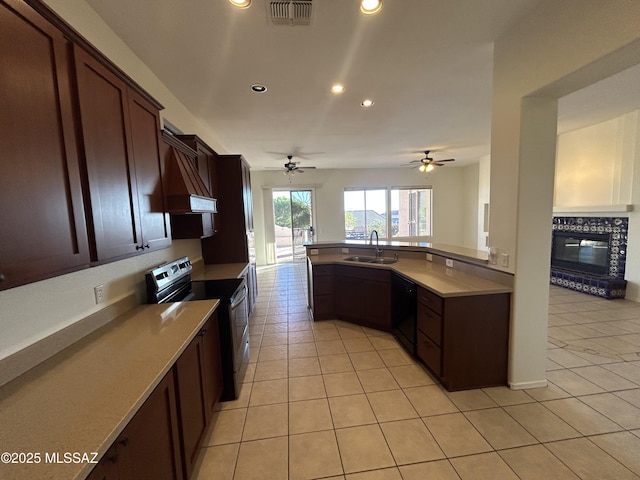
left=145, top=257, right=249, bottom=401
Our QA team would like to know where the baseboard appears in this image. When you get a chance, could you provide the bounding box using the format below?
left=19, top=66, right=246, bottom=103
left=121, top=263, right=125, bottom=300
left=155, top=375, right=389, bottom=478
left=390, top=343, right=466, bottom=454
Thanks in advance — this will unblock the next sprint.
left=508, top=379, right=548, bottom=390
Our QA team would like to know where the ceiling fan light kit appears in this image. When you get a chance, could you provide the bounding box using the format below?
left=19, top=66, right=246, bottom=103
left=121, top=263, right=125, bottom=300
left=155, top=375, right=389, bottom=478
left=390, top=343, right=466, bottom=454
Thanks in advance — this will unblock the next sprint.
left=411, top=150, right=455, bottom=173
left=361, top=0, right=383, bottom=15
left=229, top=0, right=251, bottom=9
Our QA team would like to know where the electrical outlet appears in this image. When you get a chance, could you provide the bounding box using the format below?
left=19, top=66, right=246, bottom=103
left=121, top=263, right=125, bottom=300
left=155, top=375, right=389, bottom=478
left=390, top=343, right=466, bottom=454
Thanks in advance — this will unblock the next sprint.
left=94, top=285, right=104, bottom=304
left=341, top=248, right=349, bottom=254
left=310, top=249, right=319, bottom=255
left=426, top=253, right=433, bottom=262
left=500, top=253, right=509, bottom=268
left=445, top=258, right=454, bottom=268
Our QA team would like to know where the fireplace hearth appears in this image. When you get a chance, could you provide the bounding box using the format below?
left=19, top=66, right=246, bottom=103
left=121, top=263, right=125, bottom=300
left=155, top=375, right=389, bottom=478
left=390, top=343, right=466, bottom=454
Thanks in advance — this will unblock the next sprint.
left=550, top=216, right=628, bottom=299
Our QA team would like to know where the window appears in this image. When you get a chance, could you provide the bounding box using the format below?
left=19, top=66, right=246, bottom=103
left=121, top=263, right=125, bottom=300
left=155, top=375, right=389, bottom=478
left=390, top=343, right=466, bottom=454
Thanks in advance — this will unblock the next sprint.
left=344, top=189, right=387, bottom=239
left=390, top=187, right=432, bottom=237
left=343, top=187, right=432, bottom=239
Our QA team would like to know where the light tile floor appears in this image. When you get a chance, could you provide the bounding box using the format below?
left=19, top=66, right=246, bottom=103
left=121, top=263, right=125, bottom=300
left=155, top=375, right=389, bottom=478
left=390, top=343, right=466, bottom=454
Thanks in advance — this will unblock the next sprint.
left=193, top=264, right=640, bottom=480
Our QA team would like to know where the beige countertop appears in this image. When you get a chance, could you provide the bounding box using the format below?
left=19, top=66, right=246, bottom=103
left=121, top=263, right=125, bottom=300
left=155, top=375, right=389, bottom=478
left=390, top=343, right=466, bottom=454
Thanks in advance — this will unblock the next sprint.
left=191, top=262, right=249, bottom=281
left=0, top=299, right=219, bottom=480
left=306, top=240, right=490, bottom=264
left=309, top=254, right=511, bottom=297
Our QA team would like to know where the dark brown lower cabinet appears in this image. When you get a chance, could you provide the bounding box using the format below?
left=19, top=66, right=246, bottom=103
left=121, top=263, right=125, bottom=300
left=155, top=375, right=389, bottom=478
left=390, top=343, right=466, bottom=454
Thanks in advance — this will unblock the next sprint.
left=306, top=261, right=511, bottom=392
left=87, top=313, right=222, bottom=480
left=416, top=285, right=511, bottom=391
left=333, top=265, right=391, bottom=331
left=308, top=262, right=334, bottom=321
left=201, top=314, right=224, bottom=417
left=87, top=371, right=183, bottom=480
left=174, top=313, right=222, bottom=479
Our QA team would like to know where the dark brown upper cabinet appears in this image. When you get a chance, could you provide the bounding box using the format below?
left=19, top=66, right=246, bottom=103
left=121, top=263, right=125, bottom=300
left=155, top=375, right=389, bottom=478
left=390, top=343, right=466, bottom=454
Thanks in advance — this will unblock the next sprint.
left=0, top=0, right=90, bottom=291
left=171, top=134, right=217, bottom=238
left=74, top=46, right=170, bottom=262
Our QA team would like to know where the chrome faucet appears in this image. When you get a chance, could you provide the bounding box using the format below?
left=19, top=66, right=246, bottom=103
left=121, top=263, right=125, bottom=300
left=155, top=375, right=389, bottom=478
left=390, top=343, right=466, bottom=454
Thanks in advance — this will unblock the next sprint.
left=369, top=230, right=383, bottom=257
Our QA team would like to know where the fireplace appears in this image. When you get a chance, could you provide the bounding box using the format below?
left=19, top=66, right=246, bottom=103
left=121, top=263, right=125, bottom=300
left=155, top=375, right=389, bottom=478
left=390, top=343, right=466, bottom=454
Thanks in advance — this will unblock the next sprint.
left=550, top=216, right=628, bottom=299
left=551, top=231, right=610, bottom=275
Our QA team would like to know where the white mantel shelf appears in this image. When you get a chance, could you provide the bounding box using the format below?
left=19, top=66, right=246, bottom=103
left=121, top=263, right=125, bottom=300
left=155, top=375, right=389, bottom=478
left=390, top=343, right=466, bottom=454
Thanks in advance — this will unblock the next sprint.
left=553, top=205, right=633, bottom=214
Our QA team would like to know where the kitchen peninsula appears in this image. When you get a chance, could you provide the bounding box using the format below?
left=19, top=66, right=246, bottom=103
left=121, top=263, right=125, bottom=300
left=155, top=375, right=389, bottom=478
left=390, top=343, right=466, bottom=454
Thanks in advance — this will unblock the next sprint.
left=306, top=241, right=513, bottom=391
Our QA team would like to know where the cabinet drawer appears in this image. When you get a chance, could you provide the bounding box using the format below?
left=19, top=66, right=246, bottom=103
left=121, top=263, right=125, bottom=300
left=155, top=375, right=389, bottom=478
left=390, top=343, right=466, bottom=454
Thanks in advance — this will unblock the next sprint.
left=417, top=286, right=443, bottom=315
left=313, top=264, right=334, bottom=277
left=417, top=302, right=442, bottom=346
left=335, top=264, right=389, bottom=282
left=417, top=330, right=441, bottom=377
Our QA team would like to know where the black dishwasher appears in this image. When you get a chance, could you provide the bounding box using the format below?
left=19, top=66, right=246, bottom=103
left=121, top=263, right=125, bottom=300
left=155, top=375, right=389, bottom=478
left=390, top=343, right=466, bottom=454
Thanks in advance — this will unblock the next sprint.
left=391, top=272, right=417, bottom=355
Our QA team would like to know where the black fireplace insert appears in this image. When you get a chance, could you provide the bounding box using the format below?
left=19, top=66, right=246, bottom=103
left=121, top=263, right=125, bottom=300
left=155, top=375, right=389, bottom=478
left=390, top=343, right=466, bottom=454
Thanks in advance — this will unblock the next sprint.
left=551, top=231, right=610, bottom=275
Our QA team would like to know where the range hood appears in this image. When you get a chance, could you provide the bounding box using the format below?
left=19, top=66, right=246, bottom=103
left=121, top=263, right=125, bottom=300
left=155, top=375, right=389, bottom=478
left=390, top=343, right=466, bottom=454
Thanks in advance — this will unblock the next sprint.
left=165, top=147, right=217, bottom=213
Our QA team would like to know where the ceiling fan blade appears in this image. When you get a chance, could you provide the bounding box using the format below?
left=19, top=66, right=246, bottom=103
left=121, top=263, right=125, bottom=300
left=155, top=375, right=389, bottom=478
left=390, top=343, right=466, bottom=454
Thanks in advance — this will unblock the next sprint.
left=434, top=158, right=455, bottom=163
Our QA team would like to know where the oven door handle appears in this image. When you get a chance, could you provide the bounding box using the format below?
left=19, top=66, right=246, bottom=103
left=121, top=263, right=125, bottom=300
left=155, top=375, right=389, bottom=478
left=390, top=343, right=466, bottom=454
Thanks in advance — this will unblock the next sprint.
left=230, top=284, right=248, bottom=310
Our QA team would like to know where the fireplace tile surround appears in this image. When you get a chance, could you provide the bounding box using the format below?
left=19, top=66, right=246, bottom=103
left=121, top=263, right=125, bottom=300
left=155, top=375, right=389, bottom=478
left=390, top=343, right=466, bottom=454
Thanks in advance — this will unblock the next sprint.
left=550, top=217, right=628, bottom=299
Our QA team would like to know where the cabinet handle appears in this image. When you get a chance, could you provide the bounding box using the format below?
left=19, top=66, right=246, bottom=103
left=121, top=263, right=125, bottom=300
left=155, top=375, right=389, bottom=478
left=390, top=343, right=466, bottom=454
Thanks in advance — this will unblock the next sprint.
left=144, top=244, right=150, bottom=249
left=0, top=273, right=5, bottom=282
left=107, top=453, right=118, bottom=464
left=136, top=245, right=144, bottom=251
left=118, top=437, right=129, bottom=447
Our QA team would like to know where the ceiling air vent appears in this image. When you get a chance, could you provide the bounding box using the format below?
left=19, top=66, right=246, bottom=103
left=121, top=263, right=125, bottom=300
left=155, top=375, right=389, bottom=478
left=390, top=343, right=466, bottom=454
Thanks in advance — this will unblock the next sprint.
left=268, top=0, right=313, bottom=25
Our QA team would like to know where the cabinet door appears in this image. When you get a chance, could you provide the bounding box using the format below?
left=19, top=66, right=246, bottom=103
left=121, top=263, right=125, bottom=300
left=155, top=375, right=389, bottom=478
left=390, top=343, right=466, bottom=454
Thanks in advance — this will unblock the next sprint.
left=0, top=0, right=89, bottom=290
left=175, top=335, right=208, bottom=479
left=127, top=90, right=171, bottom=251
left=74, top=46, right=142, bottom=261
left=116, top=372, right=183, bottom=480
left=333, top=265, right=390, bottom=329
left=241, top=159, right=253, bottom=232
left=85, top=445, right=119, bottom=480
left=362, top=278, right=391, bottom=330
left=201, top=314, right=223, bottom=416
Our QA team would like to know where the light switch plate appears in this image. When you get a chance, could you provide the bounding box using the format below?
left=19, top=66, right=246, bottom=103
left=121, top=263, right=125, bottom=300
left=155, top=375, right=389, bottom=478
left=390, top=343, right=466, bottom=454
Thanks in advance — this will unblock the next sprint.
left=426, top=253, right=433, bottom=261
left=445, top=259, right=454, bottom=268
left=500, top=253, right=509, bottom=267
left=310, top=249, right=319, bottom=255
left=341, top=248, right=349, bottom=254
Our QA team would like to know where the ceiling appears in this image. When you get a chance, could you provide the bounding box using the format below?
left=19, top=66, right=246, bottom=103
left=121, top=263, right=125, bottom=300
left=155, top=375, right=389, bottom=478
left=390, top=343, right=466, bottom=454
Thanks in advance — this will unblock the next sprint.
left=83, top=0, right=640, bottom=171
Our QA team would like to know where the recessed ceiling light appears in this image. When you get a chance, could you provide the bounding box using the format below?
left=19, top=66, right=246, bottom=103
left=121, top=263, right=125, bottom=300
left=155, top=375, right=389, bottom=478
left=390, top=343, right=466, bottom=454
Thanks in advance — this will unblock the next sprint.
left=251, top=84, right=267, bottom=93
left=229, top=0, right=251, bottom=8
left=361, top=0, right=383, bottom=15
left=331, top=84, right=345, bottom=94
left=361, top=99, right=374, bottom=107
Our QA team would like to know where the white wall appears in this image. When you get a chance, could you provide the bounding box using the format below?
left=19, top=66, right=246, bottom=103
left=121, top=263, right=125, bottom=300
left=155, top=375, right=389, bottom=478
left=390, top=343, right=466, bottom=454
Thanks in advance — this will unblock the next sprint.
left=489, top=0, right=640, bottom=389
left=477, top=155, right=491, bottom=250
left=250, top=166, right=471, bottom=265
left=461, top=163, right=480, bottom=249
left=555, top=111, right=638, bottom=207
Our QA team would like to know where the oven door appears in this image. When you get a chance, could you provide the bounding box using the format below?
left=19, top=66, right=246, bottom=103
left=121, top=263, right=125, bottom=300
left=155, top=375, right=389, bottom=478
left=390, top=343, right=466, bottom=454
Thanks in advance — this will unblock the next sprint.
left=229, top=283, right=250, bottom=384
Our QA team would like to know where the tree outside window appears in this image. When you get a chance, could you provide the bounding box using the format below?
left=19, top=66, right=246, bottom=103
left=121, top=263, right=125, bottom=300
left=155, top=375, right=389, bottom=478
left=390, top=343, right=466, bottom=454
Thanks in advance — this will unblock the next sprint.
left=343, top=188, right=386, bottom=238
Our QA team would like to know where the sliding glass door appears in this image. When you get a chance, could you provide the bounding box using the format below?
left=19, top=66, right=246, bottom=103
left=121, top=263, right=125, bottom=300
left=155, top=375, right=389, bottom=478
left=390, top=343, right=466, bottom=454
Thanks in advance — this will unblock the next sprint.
left=272, top=189, right=314, bottom=262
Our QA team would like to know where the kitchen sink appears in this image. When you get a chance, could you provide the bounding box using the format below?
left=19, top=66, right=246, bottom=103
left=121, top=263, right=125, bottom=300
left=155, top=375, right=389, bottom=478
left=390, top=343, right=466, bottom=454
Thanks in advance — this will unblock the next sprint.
left=344, top=256, right=398, bottom=264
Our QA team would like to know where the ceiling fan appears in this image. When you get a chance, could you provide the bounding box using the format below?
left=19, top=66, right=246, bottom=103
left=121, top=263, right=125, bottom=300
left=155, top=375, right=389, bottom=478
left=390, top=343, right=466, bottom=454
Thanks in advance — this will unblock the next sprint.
left=408, top=150, right=455, bottom=172
left=270, top=155, right=317, bottom=175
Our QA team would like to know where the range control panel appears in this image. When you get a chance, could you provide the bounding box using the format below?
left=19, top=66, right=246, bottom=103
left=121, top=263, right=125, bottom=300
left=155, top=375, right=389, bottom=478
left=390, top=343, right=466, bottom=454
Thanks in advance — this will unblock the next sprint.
left=146, top=256, right=193, bottom=293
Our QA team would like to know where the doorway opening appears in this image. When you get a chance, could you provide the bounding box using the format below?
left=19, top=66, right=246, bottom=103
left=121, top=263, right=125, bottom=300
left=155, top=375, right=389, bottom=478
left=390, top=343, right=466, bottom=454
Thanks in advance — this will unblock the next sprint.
left=272, top=189, right=315, bottom=263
